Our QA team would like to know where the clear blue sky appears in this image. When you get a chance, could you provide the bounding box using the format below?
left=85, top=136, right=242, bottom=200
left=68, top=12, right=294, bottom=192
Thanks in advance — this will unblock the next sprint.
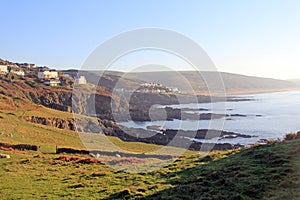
left=1, top=0, right=300, bottom=79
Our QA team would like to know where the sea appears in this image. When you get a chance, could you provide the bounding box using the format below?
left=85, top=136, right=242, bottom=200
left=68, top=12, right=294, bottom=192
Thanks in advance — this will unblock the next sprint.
left=119, top=90, right=300, bottom=145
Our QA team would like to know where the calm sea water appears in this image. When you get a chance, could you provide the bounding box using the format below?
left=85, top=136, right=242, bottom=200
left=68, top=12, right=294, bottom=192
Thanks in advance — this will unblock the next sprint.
left=119, top=90, right=300, bottom=145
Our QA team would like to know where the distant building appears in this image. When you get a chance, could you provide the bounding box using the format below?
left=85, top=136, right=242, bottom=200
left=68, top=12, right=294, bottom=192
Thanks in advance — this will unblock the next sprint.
left=62, top=73, right=70, bottom=78
left=38, top=70, right=58, bottom=79
left=44, top=79, right=61, bottom=86
left=0, top=61, right=8, bottom=65
left=20, top=63, right=36, bottom=69
left=10, top=69, right=25, bottom=76
left=75, top=76, right=87, bottom=85
left=9, top=64, right=19, bottom=69
left=0, top=65, right=8, bottom=75
left=35, top=66, right=50, bottom=72
left=30, top=64, right=36, bottom=68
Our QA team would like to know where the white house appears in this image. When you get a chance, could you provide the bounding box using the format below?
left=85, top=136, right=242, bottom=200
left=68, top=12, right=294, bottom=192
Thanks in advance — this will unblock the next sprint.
left=0, top=65, right=8, bottom=74
left=30, top=64, right=37, bottom=68
left=10, top=69, right=25, bottom=76
left=44, top=79, right=61, bottom=86
left=75, top=76, right=87, bottom=85
left=9, top=64, right=19, bottom=69
left=38, top=70, right=58, bottom=79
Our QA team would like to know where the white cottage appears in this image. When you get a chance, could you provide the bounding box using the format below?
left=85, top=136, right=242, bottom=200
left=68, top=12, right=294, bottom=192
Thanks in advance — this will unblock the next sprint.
left=75, top=76, right=87, bottom=85
left=0, top=65, right=8, bottom=75
left=38, top=70, right=58, bottom=79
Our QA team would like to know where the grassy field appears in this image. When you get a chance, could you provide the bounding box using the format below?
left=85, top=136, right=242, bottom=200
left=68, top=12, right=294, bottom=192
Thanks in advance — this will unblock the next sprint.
left=0, top=137, right=300, bottom=199
left=0, top=99, right=84, bottom=150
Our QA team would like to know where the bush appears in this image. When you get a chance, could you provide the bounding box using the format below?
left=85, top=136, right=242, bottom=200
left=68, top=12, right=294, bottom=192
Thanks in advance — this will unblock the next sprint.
left=285, top=131, right=300, bottom=140
left=26, top=81, right=38, bottom=88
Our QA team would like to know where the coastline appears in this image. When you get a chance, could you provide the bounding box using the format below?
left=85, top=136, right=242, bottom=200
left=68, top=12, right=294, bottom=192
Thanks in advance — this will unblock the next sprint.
left=195, top=87, right=300, bottom=96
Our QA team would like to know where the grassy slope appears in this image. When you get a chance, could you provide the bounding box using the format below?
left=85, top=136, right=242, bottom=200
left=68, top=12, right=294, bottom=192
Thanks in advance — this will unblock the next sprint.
left=0, top=138, right=299, bottom=199
left=0, top=95, right=83, bottom=150
left=145, top=139, right=300, bottom=200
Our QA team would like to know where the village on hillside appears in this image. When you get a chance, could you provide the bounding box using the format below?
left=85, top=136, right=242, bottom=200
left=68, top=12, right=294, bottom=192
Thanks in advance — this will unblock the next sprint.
left=114, top=82, right=181, bottom=94
left=137, top=82, right=180, bottom=94
left=0, top=60, right=86, bottom=87
left=0, top=59, right=182, bottom=94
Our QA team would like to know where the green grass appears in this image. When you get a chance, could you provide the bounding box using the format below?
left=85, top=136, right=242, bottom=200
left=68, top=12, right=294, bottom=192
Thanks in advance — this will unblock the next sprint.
left=0, top=108, right=84, bottom=149
left=0, top=138, right=300, bottom=199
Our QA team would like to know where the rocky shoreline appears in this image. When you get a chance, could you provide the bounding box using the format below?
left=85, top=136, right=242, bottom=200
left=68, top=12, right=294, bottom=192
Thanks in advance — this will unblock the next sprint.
left=127, top=106, right=262, bottom=122
left=22, top=116, right=255, bottom=151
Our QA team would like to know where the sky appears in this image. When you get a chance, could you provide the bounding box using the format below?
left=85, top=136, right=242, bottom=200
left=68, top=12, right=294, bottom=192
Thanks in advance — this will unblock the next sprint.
left=0, top=0, right=300, bottom=80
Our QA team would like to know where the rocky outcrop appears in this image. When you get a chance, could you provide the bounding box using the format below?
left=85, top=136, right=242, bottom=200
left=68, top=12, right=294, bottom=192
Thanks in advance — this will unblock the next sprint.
left=22, top=116, right=76, bottom=131
left=28, top=90, right=73, bottom=112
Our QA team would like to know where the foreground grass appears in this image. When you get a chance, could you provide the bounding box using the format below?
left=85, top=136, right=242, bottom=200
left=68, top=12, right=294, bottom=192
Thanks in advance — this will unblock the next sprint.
left=145, top=140, right=298, bottom=200
left=0, top=138, right=299, bottom=199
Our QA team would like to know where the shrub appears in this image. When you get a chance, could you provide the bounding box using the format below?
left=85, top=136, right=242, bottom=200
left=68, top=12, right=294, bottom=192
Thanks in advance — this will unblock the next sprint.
left=285, top=131, right=300, bottom=140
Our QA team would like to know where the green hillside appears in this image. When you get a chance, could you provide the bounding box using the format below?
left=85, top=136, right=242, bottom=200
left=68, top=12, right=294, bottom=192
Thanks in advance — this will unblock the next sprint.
left=1, top=133, right=300, bottom=199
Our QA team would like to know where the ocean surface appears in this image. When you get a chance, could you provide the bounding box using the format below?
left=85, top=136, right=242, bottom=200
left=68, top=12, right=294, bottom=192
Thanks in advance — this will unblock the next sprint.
left=119, top=90, right=300, bottom=145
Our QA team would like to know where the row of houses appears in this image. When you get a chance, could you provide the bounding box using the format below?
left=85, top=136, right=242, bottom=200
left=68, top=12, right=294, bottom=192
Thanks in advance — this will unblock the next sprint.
left=0, top=62, right=87, bottom=86
left=36, top=70, right=86, bottom=86
left=0, top=64, right=25, bottom=76
left=114, top=83, right=181, bottom=94
left=138, top=82, right=180, bottom=94
left=0, top=61, right=38, bottom=74
left=0, top=64, right=53, bottom=78
left=41, top=75, right=86, bottom=86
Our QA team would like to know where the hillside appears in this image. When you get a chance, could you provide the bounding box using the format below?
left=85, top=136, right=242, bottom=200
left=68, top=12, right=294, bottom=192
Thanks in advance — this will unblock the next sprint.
left=60, top=70, right=142, bottom=90
left=290, top=79, right=300, bottom=84
left=1, top=130, right=300, bottom=199
left=59, top=70, right=300, bottom=95
left=123, top=71, right=300, bottom=94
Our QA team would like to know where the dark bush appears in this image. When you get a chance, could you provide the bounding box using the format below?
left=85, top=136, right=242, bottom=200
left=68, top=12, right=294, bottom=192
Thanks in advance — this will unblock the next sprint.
left=285, top=131, right=300, bottom=140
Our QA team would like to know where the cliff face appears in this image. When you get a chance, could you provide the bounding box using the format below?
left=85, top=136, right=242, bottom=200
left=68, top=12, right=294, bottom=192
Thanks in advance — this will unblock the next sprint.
left=28, top=90, right=72, bottom=112
left=0, top=78, right=116, bottom=118
left=22, top=116, right=76, bottom=131
left=21, top=115, right=120, bottom=134
left=0, top=78, right=73, bottom=111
